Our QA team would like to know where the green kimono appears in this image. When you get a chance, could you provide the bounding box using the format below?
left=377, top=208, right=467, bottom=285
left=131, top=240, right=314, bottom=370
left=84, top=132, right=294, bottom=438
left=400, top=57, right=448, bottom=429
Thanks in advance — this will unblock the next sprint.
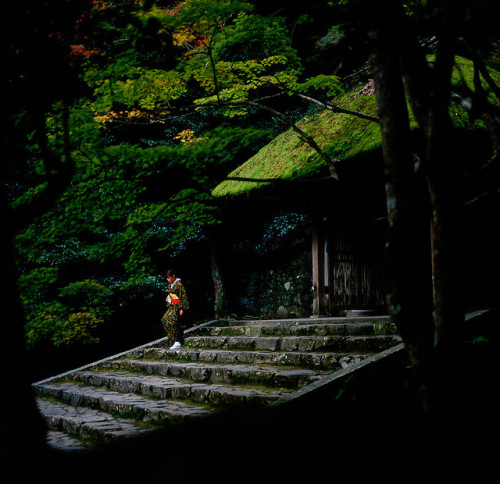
left=161, top=279, right=189, bottom=344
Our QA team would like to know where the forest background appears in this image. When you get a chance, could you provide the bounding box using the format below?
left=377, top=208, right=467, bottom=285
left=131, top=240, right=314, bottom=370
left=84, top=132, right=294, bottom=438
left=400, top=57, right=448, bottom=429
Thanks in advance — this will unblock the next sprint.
left=2, top=0, right=500, bottom=477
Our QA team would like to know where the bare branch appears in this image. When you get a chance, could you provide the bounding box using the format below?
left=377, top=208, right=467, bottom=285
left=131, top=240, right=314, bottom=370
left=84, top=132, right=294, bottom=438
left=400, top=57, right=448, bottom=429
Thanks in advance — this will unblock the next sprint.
left=291, top=91, right=380, bottom=123
left=245, top=100, right=339, bottom=180
left=205, top=19, right=222, bottom=104
left=464, top=188, right=500, bottom=208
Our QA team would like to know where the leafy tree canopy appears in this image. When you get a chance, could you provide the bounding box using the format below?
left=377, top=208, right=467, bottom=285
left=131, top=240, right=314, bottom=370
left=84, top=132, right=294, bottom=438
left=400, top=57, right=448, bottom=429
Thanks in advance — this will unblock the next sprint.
left=10, top=0, right=331, bottom=349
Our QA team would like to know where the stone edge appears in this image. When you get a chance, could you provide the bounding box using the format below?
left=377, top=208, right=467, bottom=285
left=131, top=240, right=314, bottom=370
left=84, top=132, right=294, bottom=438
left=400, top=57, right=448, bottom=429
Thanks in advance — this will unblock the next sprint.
left=268, top=309, right=491, bottom=407
left=32, top=320, right=221, bottom=386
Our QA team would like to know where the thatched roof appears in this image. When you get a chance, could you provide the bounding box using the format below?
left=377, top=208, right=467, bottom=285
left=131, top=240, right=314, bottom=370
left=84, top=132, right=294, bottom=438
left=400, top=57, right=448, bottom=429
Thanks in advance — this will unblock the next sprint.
left=212, top=57, right=497, bottom=198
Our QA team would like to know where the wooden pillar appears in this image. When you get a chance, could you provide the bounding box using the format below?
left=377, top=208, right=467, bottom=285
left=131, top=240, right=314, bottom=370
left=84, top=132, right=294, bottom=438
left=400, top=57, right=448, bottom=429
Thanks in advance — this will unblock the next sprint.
left=312, top=220, right=326, bottom=317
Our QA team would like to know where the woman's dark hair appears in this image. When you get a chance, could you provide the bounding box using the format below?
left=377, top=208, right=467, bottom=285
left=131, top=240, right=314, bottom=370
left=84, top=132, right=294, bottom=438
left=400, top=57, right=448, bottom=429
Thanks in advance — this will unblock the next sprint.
left=166, top=269, right=175, bottom=277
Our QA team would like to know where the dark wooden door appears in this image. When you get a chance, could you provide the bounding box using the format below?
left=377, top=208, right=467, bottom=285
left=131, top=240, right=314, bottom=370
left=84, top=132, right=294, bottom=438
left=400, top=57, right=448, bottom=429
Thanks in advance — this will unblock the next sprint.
left=327, top=230, right=384, bottom=311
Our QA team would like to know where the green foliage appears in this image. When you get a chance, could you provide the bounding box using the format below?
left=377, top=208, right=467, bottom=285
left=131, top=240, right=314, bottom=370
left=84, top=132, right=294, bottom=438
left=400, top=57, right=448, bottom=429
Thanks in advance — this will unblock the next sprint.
left=91, top=65, right=189, bottom=113
left=22, top=278, right=113, bottom=349
left=294, top=74, right=345, bottom=99
left=18, top=267, right=60, bottom=307
left=165, top=0, right=252, bottom=28
left=13, top=0, right=303, bottom=349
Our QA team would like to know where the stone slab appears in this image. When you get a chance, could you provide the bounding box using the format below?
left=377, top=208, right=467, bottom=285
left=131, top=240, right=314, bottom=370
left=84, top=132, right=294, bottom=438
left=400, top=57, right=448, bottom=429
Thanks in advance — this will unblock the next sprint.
left=73, top=370, right=285, bottom=407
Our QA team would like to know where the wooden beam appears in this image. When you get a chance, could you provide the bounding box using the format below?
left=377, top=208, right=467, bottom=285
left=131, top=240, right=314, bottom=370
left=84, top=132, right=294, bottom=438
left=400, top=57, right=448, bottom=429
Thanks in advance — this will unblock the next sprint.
left=312, top=220, right=326, bottom=316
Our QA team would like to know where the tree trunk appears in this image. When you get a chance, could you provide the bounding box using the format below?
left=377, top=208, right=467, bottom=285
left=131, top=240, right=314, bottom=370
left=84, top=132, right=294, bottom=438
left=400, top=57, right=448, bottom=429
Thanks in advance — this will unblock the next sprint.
left=209, top=239, right=228, bottom=319
left=396, top=10, right=468, bottom=416
left=369, top=19, right=436, bottom=414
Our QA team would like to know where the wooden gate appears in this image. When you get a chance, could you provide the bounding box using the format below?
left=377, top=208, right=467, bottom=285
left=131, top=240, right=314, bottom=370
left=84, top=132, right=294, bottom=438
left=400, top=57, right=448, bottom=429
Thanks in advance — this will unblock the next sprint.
left=327, top=230, right=384, bottom=311
left=311, top=219, right=385, bottom=316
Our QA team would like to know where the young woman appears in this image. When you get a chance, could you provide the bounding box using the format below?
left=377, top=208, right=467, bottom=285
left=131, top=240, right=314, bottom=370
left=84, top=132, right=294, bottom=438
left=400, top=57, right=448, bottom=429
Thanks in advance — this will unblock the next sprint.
left=161, top=269, right=189, bottom=349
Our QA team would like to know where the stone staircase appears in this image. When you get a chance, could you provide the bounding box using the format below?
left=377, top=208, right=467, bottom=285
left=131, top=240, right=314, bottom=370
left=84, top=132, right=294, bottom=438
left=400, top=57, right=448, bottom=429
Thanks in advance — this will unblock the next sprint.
left=33, top=316, right=403, bottom=452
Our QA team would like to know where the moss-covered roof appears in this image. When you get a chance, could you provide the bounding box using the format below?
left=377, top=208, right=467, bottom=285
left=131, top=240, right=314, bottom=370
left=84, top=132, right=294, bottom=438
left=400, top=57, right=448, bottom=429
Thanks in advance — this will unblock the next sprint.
left=212, top=56, right=498, bottom=198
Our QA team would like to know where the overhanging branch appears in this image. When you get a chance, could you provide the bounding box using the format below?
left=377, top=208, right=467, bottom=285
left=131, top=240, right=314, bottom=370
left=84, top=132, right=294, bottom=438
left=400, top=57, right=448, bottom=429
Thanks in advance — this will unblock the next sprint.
left=291, top=91, right=380, bottom=123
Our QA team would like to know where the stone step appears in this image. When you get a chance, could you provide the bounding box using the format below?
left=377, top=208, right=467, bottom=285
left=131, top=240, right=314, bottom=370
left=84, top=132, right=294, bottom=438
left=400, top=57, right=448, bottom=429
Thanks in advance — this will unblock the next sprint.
left=37, top=398, right=156, bottom=445
left=183, top=334, right=402, bottom=353
left=213, top=316, right=391, bottom=328
left=73, top=370, right=287, bottom=407
left=34, top=381, right=217, bottom=424
left=140, top=347, right=370, bottom=370
left=45, top=430, right=88, bottom=452
left=32, top=315, right=403, bottom=452
left=198, top=321, right=397, bottom=337
left=105, top=359, right=321, bottom=389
